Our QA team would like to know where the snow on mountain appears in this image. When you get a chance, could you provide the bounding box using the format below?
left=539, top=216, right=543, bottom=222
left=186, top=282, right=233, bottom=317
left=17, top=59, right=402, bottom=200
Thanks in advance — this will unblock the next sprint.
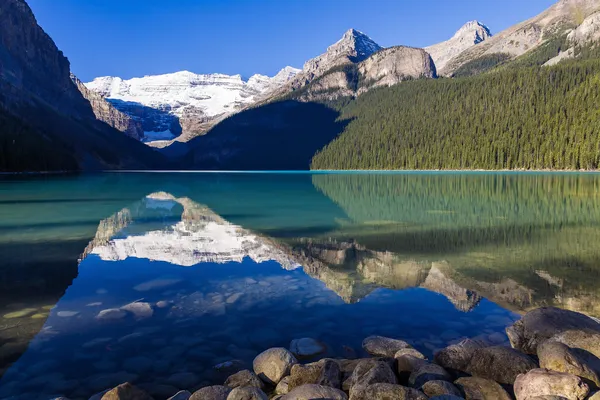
left=425, top=21, right=492, bottom=72
left=85, top=67, right=300, bottom=143
left=89, top=193, right=302, bottom=270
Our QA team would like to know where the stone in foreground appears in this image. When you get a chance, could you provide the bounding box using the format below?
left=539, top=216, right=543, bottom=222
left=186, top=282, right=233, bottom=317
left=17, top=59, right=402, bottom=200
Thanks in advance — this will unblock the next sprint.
left=101, top=383, right=153, bottom=400
left=348, top=359, right=397, bottom=398
left=224, top=369, right=264, bottom=390
left=466, top=346, right=537, bottom=385
left=282, top=384, right=347, bottom=400
left=226, top=387, right=268, bottom=400
left=421, top=380, right=463, bottom=397
left=434, top=339, right=485, bottom=372
left=454, top=377, right=511, bottom=400
left=513, top=368, right=590, bottom=400
left=350, top=383, right=428, bottom=400
left=362, top=335, right=412, bottom=357
left=290, top=338, right=326, bottom=357
left=190, top=385, right=232, bottom=400
left=253, top=347, right=298, bottom=385
left=537, top=340, right=600, bottom=387
left=506, top=307, right=600, bottom=354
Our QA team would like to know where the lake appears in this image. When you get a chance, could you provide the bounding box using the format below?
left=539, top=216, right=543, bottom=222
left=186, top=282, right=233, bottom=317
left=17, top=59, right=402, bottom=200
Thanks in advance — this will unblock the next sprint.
left=0, top=172, right=599, bottom=399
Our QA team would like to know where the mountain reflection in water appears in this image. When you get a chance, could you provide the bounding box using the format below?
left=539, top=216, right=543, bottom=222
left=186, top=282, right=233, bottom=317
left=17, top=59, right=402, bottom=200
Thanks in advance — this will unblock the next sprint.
left=0, top=172, right=599, bottom=399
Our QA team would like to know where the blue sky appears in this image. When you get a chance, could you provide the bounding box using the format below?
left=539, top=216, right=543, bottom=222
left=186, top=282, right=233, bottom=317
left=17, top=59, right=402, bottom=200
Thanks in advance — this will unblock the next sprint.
left=28, top=0, right=557, bottom=82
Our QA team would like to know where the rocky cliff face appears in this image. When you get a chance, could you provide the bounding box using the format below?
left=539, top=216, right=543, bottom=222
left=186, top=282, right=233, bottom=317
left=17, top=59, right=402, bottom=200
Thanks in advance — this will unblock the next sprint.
left=0, top=0, right=165, bottom=171
left=441, top=0, right=600, bottom=76
left=357, top=46, right=437, bottom=93
left=85, top=67, right=300, bottom=145
left=71, top=75, right=143, bottom=140
left=425, top=21, right=492, bottom=72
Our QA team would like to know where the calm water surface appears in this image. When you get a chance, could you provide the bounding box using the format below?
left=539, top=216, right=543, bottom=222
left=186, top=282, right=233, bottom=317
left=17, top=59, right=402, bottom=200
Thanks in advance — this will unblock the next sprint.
left=0, top=172, right=599, bottom=399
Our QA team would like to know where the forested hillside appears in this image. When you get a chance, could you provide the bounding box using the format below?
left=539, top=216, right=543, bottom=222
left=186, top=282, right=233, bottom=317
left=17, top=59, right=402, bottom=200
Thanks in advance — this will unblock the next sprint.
left=311, top=58, right=600, bottom=170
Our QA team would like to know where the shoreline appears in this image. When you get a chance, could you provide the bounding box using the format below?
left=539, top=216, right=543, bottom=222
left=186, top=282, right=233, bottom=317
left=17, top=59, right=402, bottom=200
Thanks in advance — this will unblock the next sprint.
left=26, top=306, right=600, bottom=400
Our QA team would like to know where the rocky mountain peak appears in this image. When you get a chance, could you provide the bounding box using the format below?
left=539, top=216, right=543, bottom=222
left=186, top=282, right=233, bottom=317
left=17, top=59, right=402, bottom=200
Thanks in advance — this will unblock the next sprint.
left=453, top=20, right=492, bottom=44
left=425, top=20, right=493, bottom=73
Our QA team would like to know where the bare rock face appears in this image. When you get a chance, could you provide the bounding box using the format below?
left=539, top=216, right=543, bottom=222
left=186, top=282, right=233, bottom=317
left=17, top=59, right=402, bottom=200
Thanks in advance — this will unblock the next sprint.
left=506, top=307, right=600, bottom=355
left=513, top=369, right=590, bottom=400
left=454, top=377, right=512, bottom=400
left=568, top=11, right=600, bottom=44
left=425, top=20, right=492, bottom=72
left=71, top=75, right=143, bottom=140
left=537, top=340, right=600, bottom=387
left=466, top=346, right=538, bottom=385
left=357, top=46, right=437, bottom=93
left=301, top=29, right=382, bottom=82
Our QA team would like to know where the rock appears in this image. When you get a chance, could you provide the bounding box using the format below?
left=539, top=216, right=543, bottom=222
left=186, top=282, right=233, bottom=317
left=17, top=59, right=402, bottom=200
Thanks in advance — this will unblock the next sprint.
left=317, top=359, right=342, bottom=389
left=101, top=383, right=153, bottom=400
left=550, top=330, right=600, bottom=359
left=167, top=391, right=191, bottom=400
left=454, top=377, right=511, bottom=400
left=83, top=337, right=113, bottom=349
left=288, top=362, right=323, bottom=391
left=395, top=348, right=426, bottom=360
left=253, top=348, right=297, bottom=385
left=290, top=338, right=326, bottom=357
left=514, top=369, right=590, bottom=400
left=589, top=392, right=600, bottom=400
left=96, top=308, right=127, bottom=321
left=506, top=308, right=600, bottom=355
left=225, top=370, right=264, bottom=390
left=166, top=372, right=199, bottom=389
left=397, top=355, right=429, bottom=383
left=421, top=380, right=463, bottom=397
left=434, top=339, right=485, bottom=372
left=466, top=345, right=537, bottom=385
left=282, top=384, right=347, bottom=400
left=134, top=278, right=181, bottom=292
left=3, top=308, right=37, bottom=318
left=123, top=357, right=153, bottom=374
left=350, top=383, right=427, bottom=400
left=226, top=387, right=268, bottom=400
left=362, top=335, right=412, bottom=357
left=88, top=372, right=139, bottom=393
left=408, top=363, right=452, bottom=388
left=538, top=340, right=600, bottom=387
left=428, top=396, right=465, bottom=400
left=190, top=386, right=232, bottom=400
left=276, top=376, right=290, bottom=395
left=121, top=302, right=153, bottom=319
left=348, top=359, right=397, bottom=398
left=226, top=293, right=243, bottom=304
left=57, top=311, right=79, bottom=317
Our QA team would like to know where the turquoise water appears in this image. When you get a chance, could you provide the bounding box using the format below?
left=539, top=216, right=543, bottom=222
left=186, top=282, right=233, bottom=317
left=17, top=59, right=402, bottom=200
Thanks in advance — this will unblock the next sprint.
left=1, top=172, right=600, bottom=399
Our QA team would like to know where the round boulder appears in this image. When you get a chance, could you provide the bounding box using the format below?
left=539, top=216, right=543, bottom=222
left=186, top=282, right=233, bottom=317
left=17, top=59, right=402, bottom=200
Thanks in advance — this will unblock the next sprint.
left=514, top=369, right=590, bottom=400
left=434, top=339, right=485, bottom=372
left=253, top=348, right=297, bottom=385
left=409, top=363, right=452, bottom=388
left=348, top=359, right=397, bottom=398
left=362, top=335, right=412, bottom=357
left=395, top=348, right=426, bottom=360
left=282, top=384, right=347, bottom=400
left=466, top=346, right=537, bottom=385
left=101, top=383, right=152, bottom=400
left=226, top=387, right=268, bottom=400
left=225, top=370, right=264, bottom=390
left=537, top=340, right=600, bottom=387
left=190, top=385, right=232, bottom=400
left=506, top=307, right=600, bottom=355
left=350, top=383, right=427, bottom=400
left=422, top=380, right=463, bottom=397
left=454, top=377, right=511, bottom=400
left=550, top=329, right=600, bottom=359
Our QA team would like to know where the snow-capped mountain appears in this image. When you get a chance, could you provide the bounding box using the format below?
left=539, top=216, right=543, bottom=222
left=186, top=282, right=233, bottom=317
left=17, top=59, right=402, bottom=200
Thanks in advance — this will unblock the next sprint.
left=425, top=21, right=492, bottom=72
left=85, top=67, right=300, bottom=144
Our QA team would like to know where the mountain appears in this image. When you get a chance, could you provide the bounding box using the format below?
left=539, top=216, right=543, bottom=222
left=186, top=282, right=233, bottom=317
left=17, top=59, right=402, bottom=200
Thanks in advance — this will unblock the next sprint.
left=425, top=21, right=492, bottom=72
left=70, top=74, right=143, bottom=140
left=441, top=0, right=600, bottom=76
left=85, top=67, right=300, bottom=145
left=0, top=0, right=165, bottom=171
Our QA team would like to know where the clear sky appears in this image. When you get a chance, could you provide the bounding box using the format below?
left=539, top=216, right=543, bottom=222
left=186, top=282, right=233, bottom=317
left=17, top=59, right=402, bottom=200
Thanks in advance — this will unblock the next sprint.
left=27, top=0, right=557, bottom=82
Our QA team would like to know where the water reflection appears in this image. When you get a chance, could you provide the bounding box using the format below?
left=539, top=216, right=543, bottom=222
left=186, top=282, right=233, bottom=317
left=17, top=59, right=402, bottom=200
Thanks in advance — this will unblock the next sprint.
left=0, top=172, right=599, bottom=399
